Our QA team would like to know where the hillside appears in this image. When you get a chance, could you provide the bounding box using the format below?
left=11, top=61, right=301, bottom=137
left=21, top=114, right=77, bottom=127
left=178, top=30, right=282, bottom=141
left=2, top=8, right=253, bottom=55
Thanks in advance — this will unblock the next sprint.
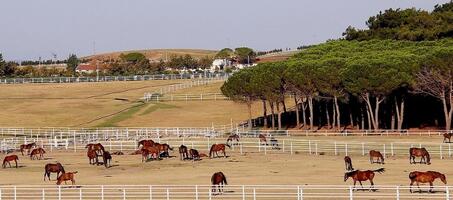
left=83, top=49, right=218, bottom=62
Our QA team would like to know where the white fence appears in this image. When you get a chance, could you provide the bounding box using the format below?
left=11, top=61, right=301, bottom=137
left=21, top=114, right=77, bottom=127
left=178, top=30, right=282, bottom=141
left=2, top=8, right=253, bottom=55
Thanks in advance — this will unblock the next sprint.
left=0, top=185, right=450, bottom=199
left=145, top=93, right=229, bottom=102
left=236, top=129, right=453, bottom=137
left=0, top=73, right=229, bottom=84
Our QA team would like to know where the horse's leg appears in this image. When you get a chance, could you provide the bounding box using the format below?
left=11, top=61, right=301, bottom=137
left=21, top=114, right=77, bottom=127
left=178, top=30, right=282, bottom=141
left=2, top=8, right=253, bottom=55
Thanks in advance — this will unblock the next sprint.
left=359, top=181, right=363, bottom=190
left=14, top=160, right=17, bottom=168
left=369, top=179, right=374, bottom=192
left=429, top=182, right=433, bottom=193
left=353, top=180, right=357, bottom=191
left=410, top=180, right=414, bottom=193
left=223, top=149, right=226, bottom=158
left=417, top=182, right=421, bottom=193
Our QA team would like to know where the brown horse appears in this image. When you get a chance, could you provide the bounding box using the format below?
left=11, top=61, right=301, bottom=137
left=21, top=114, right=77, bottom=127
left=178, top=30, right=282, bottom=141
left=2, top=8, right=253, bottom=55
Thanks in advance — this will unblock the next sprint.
left=138, top=139, right=155, bottom=148
left=209, top=144, right=230, bottom=158
left=85, top=143, right=105, bottom=155
left=226, top=134, right=240, bottom=146
left=409, top=171, right=447, bottom=193
left=153, top=143, right=173, bottom=157
left=443, top=133, right=452, bottom=143
left=369, top=150, right=385, bottom=164
left=179, top=145, right=189, bottom=160
left=259, top=134, right=268, bottom=145
left=87, top=149, right=98, bottom=165
left=344, top=156, right=354, bottom=171
left=102, top=151, right=112, bottom=168
left=409, top=147, right=431, bottom=165
left=344, top=168, right=385, bottom=191
left=141, top=146, right=160, bottom=161
left=20, top=142, right=36, bottom=155
left=2, top=155, right=19, bottom=168
left=190, top=149, right=200, bottom=161
left=30, top=148, right=46, bottom=160
left=56, top=171, right=77, bottom=185
left=211, top=172, right=228, bottom=194
left=44, top=163, right=65, bottom=181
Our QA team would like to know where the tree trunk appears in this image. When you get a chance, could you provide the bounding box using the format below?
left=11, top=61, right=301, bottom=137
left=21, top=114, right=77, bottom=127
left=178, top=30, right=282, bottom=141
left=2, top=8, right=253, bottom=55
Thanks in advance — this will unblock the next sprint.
left=294, top=95, right=300, bottom=128
left=334, top=96, right=341, bottom=130
left=362, top=93, right=384, bottom=131
left=308, top=96, right=314, bottom=130
left=332, top=101, right=336, bottom=129
left=390, top=111, right=395, bottom=131
left=276, top=102, right=282, bottom=130
left=270, top=102, right=275, bottom=129
left=361, top=107, right=365, bottom=130
left=282, top=100, right=287, bottom=113
left=247, top=102, right=252, bottom=130
left=262, top=100, right=268, bottom=128
left=349, top=111, right=354, bottom=129
left=326, top=102, right=331, bottom=129
left=395, top=97, right=405, bottom=131
left=366, top=106, right=371, bottom=131
left=302, top=99, right=307, bottom=128
left=441, top=89, right=453, bottom=130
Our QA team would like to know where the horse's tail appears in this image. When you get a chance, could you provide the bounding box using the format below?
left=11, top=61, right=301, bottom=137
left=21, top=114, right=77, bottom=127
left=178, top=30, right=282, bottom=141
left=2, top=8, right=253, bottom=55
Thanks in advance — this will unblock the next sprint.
left=221, top=172, right=228, bottom=185
left=209, top=145, right=214, bottom=158
left=426, top=150, right=431, bottom=164
left=409, top=172, right=417, bottom=180
left=168, top=145, right=173, bottom=151
left=211, top=173, right=215, bottom=185
left=374, top=168, right=385, bottom=174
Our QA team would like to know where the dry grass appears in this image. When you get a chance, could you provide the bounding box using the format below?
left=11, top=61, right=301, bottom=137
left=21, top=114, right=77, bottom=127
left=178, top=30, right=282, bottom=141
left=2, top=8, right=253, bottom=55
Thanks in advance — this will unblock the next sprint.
left=83, top=49, right=217, bottom=62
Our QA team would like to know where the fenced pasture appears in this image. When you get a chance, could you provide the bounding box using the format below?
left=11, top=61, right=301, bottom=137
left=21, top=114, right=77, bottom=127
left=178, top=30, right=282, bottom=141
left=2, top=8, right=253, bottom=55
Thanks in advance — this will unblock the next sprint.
left=0, top=185, right=451, bottom=199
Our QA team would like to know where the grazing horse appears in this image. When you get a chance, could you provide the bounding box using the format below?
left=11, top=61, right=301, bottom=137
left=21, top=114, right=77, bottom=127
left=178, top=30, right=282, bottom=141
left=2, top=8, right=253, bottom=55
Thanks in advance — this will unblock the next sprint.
left=138, top=139, right=155, bottom=148
left=409, top=171, right=447, bottom=193
left=102, top=151, right=112, bottom=168
left=87, top=149, right=98, bottom=165
left=344, top=168, right=385, bottom=191
left=211, top=172, right=228, bottom=194
left=409, top=147, right=431, bottom=165
left=20, top=142, right=36, bottom=155
left=30, top=148, right=46, bottom=160
left=443, top=133, right=452, bottom=143
left=209, top=144, right=230, bottom=158
left=2, top=155, right=19, bottom=168
left=56, top=171, right=78, bottom=185
left=259, top=134, right=268, bottom=145
left=226, top=134, right=240, bottom=146
left=190, top=149, right=200, bottom=161
left=141, top=146, right=160, bottom=161
left=344, top=156, right=354, bottom=171
left=44, top=163, right=65, bottom=181
left=369, top=150, right=385, bottom=164
left=153, top=143, right=173, bottom=157
left=179, top=145, right=189, bottom=160
left=85, top=143, right=105, bottom=155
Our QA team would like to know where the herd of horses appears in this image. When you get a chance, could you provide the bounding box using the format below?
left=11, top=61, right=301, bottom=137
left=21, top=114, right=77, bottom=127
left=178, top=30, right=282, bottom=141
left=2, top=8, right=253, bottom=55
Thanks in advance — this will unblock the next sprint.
left=343, top=147, right=444, bottom=193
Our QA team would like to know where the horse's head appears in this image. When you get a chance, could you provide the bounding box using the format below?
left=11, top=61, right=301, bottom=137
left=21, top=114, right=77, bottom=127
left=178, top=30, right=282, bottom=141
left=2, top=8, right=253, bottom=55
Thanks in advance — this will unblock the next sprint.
left=85, top=144, right=91, bottom=149
left=344, top=173, right=350, bottom=182
left=225, top=144, right=231, bottom=149
left=440, top=174, right=447, bottom=184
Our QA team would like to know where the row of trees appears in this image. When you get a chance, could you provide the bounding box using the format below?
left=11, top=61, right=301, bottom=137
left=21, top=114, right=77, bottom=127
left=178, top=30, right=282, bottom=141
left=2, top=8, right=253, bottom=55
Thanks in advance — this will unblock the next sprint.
left=221, top=39, right=453, bottom=131
left=215, top=47, right=256, bottom=64
left=343, top=2, right=453, bottom=41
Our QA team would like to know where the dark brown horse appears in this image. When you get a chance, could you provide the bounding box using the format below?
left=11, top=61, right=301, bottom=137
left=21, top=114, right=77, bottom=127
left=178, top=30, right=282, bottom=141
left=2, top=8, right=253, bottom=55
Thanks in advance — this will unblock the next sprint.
left=190, top=149, right=200, bottom=161
left=141, top=146, right=160, bottom=161
left=409, top=171, right=447, bottom=193
left=344, top=156, right=354, bottom=171
left=20, top=142, right=36, bottom=155
left=30, top=148, right=46, bottom=160
left=259, top=134, right=268, bottom=145
left=344, top=168, right=385, bottom=191
left=2, top=155, right=19, bottom=168
left=209, top=144, right=230, bottom=158
left=369, top=150, right=385, bottom=164
left=87, top=149, right=98, bottom=165
left=56, top=171, right=77, bottom=185
left=409, top=147, right=431, bottom=165
left=211, top=172, right=228, bottom=194
left=44, top=163, right=65, bottom=181
left=138, top=139, right=155, bottom=148
left=85, top=143, right=105, bottom=155
left=443, top=133, right=452, bottom=143
left=226, top=134, right=240, bottom=146
left=102, top=151, right=112, bottom=168
left=179, top=145, right=189, bottom=160
left=153, top=143, right=173, bottom=157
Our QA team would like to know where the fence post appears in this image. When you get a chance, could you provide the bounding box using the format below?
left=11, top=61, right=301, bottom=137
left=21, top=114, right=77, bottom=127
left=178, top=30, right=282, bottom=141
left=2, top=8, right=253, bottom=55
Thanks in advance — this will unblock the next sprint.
left=446, top=186, right=450, bottom=200
left=391, top=143, right=394, bottom=156
left=58, top=186, right=61, bottom=200
left=396, top=186, right=400, bottom=200
left=101, top=185, right=104, bottom=200
left=149, top=186, right=152, bottom=200
left=79, top=188, right=82, bottom=200
left=14, top=186, right=16, bottom=200
left=300, top=186, right=303, bottom=200
left=308, top=140, right=311, bottom=154
left=334, top=142, right=337, bottom=155
left=291, top=142, right=293, bottom=155
left=166, top=188, right=170, bottom=200
left=208, top=188, right=212, bottom=200
left=73, top=132, right=76, bottom=152
left=345, top=143, right=348, bottom=156
left=123, top=188, right=126, bottom=200
left=361, top=143, right=365, bottom=156
left=349, top=186, right=353, bottom=200
left=195, top=185, right=199, bottom=200
left=315, top=143, right=318, bottom=155
left=240, top=143, right=243, bottom=155
left=253, top=188, right=256, bottom=200
left=449, top=143, right=452, bottom=157
left=441, top=145, right=444, bottom=159
left=242, top=185, right=245, bottom=200
left=383, top=144, right=386, bottom=158
left=42, top=189, right=45, bottom=200
left=282, top=140, right=285, bottom=152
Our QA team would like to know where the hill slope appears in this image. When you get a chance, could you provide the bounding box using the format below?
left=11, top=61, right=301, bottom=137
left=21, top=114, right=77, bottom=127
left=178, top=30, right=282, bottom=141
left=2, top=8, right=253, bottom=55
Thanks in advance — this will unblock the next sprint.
left=83, top=49, right=217, bottom=62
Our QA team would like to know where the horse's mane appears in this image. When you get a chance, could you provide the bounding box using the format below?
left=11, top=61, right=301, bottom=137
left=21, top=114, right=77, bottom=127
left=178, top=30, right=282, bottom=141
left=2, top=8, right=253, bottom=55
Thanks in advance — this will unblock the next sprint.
left=427, top=171, right=443, bottom=177
left=345, top=170, right=358, bottom=177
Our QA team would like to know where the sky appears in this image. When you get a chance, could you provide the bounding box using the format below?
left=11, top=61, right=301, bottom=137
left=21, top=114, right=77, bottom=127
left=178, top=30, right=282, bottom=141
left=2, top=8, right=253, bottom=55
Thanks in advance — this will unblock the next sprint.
left=0, top=0, right=450, bottom=61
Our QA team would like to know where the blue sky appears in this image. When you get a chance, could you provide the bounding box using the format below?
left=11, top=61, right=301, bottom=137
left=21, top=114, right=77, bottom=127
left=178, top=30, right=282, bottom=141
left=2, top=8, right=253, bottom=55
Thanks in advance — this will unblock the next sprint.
left=0, top=0, right=449, bottom=60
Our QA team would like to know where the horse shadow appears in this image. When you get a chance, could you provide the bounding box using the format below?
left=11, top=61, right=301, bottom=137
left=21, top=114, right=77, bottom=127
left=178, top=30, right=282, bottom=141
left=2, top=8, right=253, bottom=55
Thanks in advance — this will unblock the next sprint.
left=411, top=190, right=445, bottom=194
left=353, top=188, right=379, bottom=192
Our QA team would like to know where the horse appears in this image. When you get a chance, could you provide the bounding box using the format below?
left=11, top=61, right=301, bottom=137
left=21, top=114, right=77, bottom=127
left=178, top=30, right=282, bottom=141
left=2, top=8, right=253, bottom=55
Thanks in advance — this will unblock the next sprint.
left=30, top=148, right=46, bottom=160
left=56, top=171, right=78, bottom=185
left=153, top=143, right=173, bottom=157
left=369, top=150, right=385, bottom=164
left=179, top=145, right=189, bottom=160
left=443, top=133, right=452, bottom=143
left=102, top=151, right=112, bottom=168
left=270, top=137, right=280, bottom=149
left=87, top=149, right=98, bottom=165
left=344, top=156, right=354, bottom=171
left=85, top=143, right=105, bottom=155
left=409, top=171, right=447, bottom=193
left=211, top=172, right=228, bottom=194
left=259, top=134, right=268, bottom=145
left=138, top=139, right=155, bottom=148
left=190, top=149, right=200, bottom=161
left=409, top=147, right=431, bottom=165
left=20, top=142, right=36, bottom=155
left=44, top=163, right=65, bottom=181
left=141, top=146, right=160, bottom=161
left=2, top=155, right=19, bottom=168
left=209, top=144, right=230, bottom=158
left=226, top=134, right=240, bottom=146
left=344, top=168, right=385, bottom=191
